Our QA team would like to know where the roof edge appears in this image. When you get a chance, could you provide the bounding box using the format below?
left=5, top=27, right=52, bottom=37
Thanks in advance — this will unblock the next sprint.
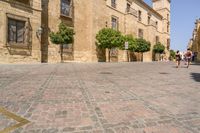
left=135, top=0, right=163, bottom=19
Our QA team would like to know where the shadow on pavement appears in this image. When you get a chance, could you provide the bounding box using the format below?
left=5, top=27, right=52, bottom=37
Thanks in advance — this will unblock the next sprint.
left=191, top=63, right=200, bottom=66
left=190, top=73, right=200, bottom=82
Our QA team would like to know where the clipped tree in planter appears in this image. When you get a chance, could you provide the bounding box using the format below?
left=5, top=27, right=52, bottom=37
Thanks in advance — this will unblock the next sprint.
left=153, top=42, right=165, bottom=61
left=121, top=35, right=136, bottom=50
left=153, top=42, right=165, bottom=53
left=135, top=38, right=151, bottom=61
left=96, top=28, right=124, bottom=62
left=49, top=22, right=75, bottom=62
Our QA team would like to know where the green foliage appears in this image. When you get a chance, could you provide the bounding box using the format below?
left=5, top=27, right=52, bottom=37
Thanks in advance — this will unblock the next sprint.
left=96, top=28, right=124, bottom=49
left=153, top=42, right=165, bottom=53
left=49, top=22, right=75, bottom=62
left=121, top=35, right=136, bottom=50
left=49, top=22, right=75, bottom=45
left=135, top=38, right=151, bottom=53
left=170, top=49, right=176, bottom=60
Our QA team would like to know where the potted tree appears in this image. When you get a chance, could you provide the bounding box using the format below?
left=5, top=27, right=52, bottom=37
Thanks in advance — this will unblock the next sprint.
left=49, top=22, right=75, bottom=63
left=134, top=38, right=151, bottom=62
left=153, top=42, right=165, bottom=61
left=96, top=28, right=124, bottom=62
left=120, top=35, right=136, bottom=61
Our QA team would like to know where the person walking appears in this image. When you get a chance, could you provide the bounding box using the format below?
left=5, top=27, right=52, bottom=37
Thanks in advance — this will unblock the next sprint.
left=185, top=48, right=192, bottom=68
left=175, top=50, right=181, bottom=68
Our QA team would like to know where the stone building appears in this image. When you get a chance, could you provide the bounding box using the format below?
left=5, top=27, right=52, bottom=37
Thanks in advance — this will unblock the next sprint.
left=188, top=19, right=200, bottom=62
left=0, top=0, right=170, bottom=63
left=0, top=0, right=42, bottom=63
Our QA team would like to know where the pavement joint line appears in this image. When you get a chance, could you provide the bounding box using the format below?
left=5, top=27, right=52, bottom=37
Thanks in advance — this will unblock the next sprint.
left=0, top=107, right=30, bottom=133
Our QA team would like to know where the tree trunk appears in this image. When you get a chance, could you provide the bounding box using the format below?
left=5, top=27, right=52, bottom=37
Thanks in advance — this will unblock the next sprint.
left=108, top=49, right=111, bottom=62
left=60, top=44, right=64, bottom=63
left=141, top=52, right=143, bottom=62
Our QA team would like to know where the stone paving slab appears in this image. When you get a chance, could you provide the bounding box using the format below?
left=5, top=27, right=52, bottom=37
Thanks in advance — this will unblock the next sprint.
left=0, top=62, right=199, bottom=133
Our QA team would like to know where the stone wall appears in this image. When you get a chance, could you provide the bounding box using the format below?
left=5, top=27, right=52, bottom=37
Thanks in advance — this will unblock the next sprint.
left=0, top=0, right=41, bottom=64
left=0, top=0, right=170, bottom=63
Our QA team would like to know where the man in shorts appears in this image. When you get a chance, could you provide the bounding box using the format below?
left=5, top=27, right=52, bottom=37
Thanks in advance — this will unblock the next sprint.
left=185, top=48, right=192, bottom=68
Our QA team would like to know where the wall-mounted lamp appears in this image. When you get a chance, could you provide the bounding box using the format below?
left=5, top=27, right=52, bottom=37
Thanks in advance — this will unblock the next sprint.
left=36, top=27, right=43, bottom=38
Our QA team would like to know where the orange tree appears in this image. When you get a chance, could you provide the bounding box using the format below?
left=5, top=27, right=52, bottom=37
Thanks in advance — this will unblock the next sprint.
left=135, top=38, right=151, bottom=61
left=49, top=22, right=75, bottom=62
left=96, top=28, right=124, bottom=62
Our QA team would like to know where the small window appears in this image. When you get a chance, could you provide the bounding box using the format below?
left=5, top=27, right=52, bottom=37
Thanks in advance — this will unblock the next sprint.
left=138, top=29, right=143, bottom=38
left=148, top=16, right=151, bottom=25
left=111, top=17, right=118, bottom=30
left=167, top=22, right=169, bottom=32
left=127, top=3, right=131, bottom=12
left=167, top=14, right=169, bottom=21
left=167, top=39, right=170, bottom=50
left=61, top=0, right=71, bottom=17
left=155, top=36, right=159, bottom=43
left=156, top=21, right=158, bottom=29
left=111, top=0, right=116, bottom=8
left=8, top=18, right=25, bottom=44
left=138, top=10, right=142, bottom=21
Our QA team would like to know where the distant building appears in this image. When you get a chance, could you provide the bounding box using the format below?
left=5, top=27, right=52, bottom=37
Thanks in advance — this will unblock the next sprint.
left=0, top=0, right=171, bottom=63
left=188, top=19, right=200, bottom=62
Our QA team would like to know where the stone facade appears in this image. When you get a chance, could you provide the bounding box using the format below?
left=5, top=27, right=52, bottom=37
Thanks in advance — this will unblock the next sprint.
left=0, top=0, right=42, bottom=63
left=0, top=0, right=170, bottom=63
left=188, top=19, right=200, bottom=62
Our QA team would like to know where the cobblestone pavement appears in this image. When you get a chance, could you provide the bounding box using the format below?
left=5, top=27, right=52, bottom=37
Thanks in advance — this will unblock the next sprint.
left=0, top=62, right=200, bottom=133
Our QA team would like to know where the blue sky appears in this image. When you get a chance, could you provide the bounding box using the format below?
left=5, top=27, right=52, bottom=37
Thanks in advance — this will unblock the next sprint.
left=144, top=0, right=200, bottom=51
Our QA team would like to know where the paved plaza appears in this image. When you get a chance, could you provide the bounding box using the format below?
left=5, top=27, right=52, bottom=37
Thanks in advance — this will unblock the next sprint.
left=0, top=62, right=200, bottom=133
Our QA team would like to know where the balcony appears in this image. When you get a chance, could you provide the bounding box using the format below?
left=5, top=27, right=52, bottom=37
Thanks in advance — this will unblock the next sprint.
left=126, top=7, right=137, bottom=17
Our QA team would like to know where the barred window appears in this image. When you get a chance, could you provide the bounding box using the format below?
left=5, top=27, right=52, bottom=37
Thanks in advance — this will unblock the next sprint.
left=61, top=0, right=71, bottom=16
left=8, top=18, right=25, bottom=44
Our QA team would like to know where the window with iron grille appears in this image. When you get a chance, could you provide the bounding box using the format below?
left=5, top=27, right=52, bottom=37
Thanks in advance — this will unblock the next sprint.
left=8, top=18, right=25, bottom=44
left=111, top=0, right=116, bottom=8
left=61, top=0, right=71, bottom=17
left=138, top=29, right=143, bottom=38
left=111, top=17, right=118, bottom=30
